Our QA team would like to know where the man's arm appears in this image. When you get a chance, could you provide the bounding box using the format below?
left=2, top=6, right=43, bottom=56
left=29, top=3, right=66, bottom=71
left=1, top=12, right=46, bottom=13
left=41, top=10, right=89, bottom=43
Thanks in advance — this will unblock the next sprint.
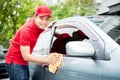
left=20, top=46, right=59, bottom=64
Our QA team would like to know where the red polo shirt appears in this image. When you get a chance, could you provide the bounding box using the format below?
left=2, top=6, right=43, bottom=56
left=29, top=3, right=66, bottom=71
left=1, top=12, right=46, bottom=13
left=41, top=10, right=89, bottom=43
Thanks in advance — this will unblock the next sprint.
left=5, top=18, right=44, bottom=65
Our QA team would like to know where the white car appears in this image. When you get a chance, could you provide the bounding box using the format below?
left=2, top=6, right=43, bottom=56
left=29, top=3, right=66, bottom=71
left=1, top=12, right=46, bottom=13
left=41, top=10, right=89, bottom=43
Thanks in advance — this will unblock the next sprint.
left=29, top=16, right=120, bottom=80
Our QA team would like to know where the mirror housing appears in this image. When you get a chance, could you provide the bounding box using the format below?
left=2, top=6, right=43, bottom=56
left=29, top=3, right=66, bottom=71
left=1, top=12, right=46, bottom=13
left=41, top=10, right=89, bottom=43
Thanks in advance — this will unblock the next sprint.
left=66, top=41, right=95, bottom=57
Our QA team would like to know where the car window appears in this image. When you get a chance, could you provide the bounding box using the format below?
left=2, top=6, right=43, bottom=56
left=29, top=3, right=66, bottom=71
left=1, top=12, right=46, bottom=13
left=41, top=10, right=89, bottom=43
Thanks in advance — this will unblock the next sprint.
left=50, top=27, right=108, bottom=60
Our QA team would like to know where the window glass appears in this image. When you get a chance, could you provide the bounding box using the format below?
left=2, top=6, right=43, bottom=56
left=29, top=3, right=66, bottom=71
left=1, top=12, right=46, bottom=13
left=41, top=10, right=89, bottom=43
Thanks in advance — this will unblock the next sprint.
left=87, top=16, right=120, bottom=45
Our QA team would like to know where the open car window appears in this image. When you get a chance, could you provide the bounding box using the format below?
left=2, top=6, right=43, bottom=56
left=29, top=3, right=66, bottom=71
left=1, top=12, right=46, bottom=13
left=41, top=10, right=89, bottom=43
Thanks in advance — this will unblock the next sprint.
left=50, top=27, right=88, bottom=51
left=50, top=25, right=110, bottom=60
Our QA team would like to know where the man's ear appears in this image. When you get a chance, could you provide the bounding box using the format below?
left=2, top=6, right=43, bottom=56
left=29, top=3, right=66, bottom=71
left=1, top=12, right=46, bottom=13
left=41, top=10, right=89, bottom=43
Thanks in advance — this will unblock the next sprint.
left=32, top=13, right=37, bottom=18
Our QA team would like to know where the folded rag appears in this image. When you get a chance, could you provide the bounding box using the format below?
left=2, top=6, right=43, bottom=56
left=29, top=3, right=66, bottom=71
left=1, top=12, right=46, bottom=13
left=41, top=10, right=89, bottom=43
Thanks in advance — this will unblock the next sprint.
left=48, top=53, right=63, bottom=73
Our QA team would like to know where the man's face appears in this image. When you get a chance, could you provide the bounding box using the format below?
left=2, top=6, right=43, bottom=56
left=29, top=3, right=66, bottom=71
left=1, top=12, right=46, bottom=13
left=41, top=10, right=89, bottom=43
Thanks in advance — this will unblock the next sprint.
left=35, top=15, right=50, bottom=29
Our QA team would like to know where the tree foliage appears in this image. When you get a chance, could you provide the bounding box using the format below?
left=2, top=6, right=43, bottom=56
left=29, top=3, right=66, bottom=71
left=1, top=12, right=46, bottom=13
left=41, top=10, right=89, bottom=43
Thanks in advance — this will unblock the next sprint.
left=50, top=0, right=96, bottom=20
left=0, top=0, right=96, bottom=48
left=0, top=0, right=45, bottom=47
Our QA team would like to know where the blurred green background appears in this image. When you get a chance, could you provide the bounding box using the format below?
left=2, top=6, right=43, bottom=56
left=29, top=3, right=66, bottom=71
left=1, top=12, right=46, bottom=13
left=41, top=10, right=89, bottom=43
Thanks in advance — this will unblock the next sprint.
left=0, top=0, right=97, bottom=48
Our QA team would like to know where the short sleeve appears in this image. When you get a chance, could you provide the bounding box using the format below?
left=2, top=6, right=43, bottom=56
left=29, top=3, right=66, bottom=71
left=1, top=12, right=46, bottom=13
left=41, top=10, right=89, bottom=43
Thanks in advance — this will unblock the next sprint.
left=20, top=29, right=31, bottom=46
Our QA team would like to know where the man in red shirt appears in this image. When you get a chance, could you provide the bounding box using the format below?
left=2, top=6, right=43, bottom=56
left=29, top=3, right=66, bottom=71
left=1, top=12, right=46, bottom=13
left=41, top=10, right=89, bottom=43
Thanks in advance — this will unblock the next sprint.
left=5, top=6, right=59, bottom=80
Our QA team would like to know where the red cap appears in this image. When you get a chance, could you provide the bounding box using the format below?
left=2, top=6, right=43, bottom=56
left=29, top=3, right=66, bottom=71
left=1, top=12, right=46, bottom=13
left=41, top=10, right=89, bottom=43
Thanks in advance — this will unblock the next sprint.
left=35, top=6, right=52, bottom=17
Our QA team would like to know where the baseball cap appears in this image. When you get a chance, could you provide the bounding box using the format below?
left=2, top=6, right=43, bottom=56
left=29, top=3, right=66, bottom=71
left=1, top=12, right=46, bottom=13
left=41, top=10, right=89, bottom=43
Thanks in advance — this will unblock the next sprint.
left=35, top=6, right=52, bottom=17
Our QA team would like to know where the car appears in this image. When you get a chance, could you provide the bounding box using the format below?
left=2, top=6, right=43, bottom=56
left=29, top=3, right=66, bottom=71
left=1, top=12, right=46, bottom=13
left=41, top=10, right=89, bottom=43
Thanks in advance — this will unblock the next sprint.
left=29, top=16, right=120, bottom=80
left=0, top=45, right=9, bottom=79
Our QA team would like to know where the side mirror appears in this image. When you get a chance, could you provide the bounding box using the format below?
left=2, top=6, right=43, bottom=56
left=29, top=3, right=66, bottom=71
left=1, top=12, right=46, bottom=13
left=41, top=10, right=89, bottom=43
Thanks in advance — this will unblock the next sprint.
left=66, top=41, right=95, bottom=57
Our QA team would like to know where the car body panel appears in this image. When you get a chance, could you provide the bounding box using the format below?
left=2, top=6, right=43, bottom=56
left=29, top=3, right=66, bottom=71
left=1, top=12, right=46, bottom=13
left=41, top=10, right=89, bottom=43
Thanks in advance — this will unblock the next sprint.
left=102, top=47, right=120, bottom=80
left=30, top=57, right=103, bottom=80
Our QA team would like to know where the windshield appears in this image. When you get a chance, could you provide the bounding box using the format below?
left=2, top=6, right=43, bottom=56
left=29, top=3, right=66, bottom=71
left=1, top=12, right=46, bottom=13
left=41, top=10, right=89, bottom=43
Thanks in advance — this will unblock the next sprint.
left=86, top=16, right=120, bottom=45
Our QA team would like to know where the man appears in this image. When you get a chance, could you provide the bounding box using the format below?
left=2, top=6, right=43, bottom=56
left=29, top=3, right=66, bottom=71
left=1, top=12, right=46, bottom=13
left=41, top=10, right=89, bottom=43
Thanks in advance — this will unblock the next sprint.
left=5, top=6, right=59, bottom=80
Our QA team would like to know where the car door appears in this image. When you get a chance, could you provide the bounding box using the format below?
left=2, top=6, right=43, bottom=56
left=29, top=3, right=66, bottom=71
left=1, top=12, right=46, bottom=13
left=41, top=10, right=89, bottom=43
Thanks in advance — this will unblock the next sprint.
left=42, top=27, right=104, bottom=80
left=43, top=57, right=103, bottom=80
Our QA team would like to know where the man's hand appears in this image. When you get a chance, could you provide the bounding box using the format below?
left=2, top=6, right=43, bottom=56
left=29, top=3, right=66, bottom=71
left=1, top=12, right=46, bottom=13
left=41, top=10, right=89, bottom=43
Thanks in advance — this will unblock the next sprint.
left=47, top=20, right=57, bottom=28
left=47, top=52, right=60, bottom=64
left=48, top=53, right=63, bottom=73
